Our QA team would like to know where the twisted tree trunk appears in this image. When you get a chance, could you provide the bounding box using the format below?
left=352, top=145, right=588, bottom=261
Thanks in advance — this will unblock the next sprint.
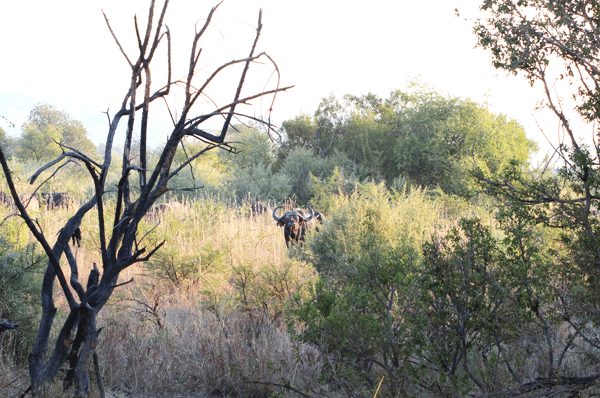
left=0, top=1, right=290, bottom=395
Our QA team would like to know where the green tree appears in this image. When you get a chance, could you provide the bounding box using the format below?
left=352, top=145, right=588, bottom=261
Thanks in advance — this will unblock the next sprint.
left=0, top=237, right=45, bottom=360
left=222, top=124, right=276, bottom=169
left=276, top=147, right=328, bottom=204
left=335, top=109, right=395, bottom=182
left=294, top=181, right=561, bottom=395
left=16, top=103, right=96, bottom=162
left=282, top=86, right=537, bottom=194
left=291, top=183, right=442, bottom=395
left=413, top=217, right=555, bottom=395
left=0, top=126, right=16, bottom=158
left=393, top=88, right=537, bottom=192
left=338, top=92, right=406, bottom=182
left=17, top=123, right=62, bottom=162
left=470, top=0, right=600, bottom=393
left=282, top=94, right=346, bottom=157
left=170, top=136, right=227, bottom=191
left=281, top=113, right=315, bottom=150
left=214, top=124, right=291, bottom=202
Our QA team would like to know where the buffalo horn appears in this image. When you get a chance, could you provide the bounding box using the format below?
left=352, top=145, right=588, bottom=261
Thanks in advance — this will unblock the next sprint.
left=303, top=206, right=314, bottom=221
left=272, top=205, right=284, bottom=222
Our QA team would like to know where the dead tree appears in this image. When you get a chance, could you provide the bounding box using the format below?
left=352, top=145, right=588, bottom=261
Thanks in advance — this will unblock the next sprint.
left=0, top=0, right=291, bottom=395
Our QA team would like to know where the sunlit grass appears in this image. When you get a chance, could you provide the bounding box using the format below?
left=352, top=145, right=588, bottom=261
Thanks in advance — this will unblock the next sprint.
left=4, top=174, right=579, bottom=398
left=0, top=194, right=323, bottom=397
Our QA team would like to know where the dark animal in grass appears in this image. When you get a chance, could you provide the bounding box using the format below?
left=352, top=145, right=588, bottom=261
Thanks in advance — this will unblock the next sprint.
left=57, top=227, right=82, bottom=247
left=272, top=205, right=315, bottom=248
left=250, top=201, right=271, bottom=217
left=314, top=210, right=326, bottom=226
left=0, top=192, right=12, bottom=207
left=71, top=227, right=82, bottom=247
left=42, top=192, right=72, bottom=210
left=0, top=318, right=19, bottom=334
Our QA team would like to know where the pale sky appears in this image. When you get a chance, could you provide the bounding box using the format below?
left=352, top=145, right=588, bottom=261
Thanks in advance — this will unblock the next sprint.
left=0, top=0, right=574, bottom=157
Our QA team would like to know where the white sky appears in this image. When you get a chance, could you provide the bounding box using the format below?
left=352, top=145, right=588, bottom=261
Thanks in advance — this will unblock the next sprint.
left=0, top=0, right=581, bottom=158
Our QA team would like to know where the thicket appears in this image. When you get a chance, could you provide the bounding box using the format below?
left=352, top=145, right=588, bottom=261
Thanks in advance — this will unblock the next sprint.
left=0, top=85, right=574, bottom=398
left=280, top=82, right=538, bottom=196
left=2, top=26, right=590, bottom=397
left=0, top=213, right=45, bottom=362
left=292, top=184, right=569, bottom=396
left=3, top=153, right=595, bottom=398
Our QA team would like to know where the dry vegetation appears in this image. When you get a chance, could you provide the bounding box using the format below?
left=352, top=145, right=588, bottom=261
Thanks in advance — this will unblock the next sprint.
left=0, top=195, right=324, bottom=398
left=3, top=171, right=600, bottom=398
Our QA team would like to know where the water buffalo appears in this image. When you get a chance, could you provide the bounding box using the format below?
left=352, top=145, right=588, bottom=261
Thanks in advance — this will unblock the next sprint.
left=0, top=318, right=19, bottom=334
left=272, top=205, right=315, bottom=248
left=0, top=192, right=11, bottom=207
left=42, top=192, right=72, bottom=210
left=0, top=193, right=39, bottom=212
left=314, top=210, right=326, bottom=224
left=250, top=201, right=271, bottom=217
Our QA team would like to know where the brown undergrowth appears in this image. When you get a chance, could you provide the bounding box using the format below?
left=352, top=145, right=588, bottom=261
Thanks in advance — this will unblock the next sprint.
left=1, top=197, right=323, bottom=397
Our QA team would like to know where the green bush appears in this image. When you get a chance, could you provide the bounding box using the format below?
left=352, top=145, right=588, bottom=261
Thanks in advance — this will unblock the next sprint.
left=292, top=180, right=559, bottom=396
left=0, top=234, right=45, bottom=361
left=275, top=147, right=328, bottom=205
left=290, top=182, right=442, bottom=395
left=305, top=181, right=440, bottom=277
left=224, top=162, right=292, bottom=203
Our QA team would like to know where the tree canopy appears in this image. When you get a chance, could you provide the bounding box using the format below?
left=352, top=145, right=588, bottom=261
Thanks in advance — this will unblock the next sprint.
left=463, top=0, right=600, bottom=393
left=281, top=84, right=538, bottom=193
left=0, top=126, right=16, bottom=158
left=16, top=103, right=96, bottom=162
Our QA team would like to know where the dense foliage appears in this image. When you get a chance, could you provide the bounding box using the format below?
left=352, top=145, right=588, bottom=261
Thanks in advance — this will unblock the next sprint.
left=8, top=0, right=600, bottom=394
left=281, top=83, right=538, bottom=195
left=290, top=182, right=569, bottom=396
left=0, top=215, right=45, bottom=361
left=474, top=0, right=600, bottom=343
left=15, top=103, right=96, bottom=162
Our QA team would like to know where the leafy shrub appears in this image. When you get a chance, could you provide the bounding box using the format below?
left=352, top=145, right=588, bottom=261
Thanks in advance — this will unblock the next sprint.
left=275, top=147, right=328, bottom=205
left=231, top=257, right=316, bottom=320
left=290, top=182, right=442, bottom=395
left=293, top=179, right=561, bottom=396
left=0, top=234, right=45, bottom=361
left=146, top=241, right=228, bottom=287
left=305, top=181, right=440, bottom=276
left=220, top=124, right=277, bottom=169
left=224, top=162, right=292, bottom=203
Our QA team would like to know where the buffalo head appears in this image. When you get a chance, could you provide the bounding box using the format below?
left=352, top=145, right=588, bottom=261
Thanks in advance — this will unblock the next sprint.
left=272, top=206, right=314, bottom=248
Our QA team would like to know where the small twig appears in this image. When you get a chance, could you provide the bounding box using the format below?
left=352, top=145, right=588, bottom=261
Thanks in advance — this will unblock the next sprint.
left=112, top=278, right=134, bottom=289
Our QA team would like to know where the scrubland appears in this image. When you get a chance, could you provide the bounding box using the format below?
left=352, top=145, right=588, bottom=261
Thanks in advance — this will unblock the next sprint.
left=0, top=194, right=322, bottom=397
left=2, top=162, right=600, bottom=398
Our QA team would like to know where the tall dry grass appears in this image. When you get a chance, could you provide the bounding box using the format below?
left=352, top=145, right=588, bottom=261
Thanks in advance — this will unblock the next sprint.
left=99, top=297, right=323, bottom=397
left=1, top=196, right=322, bottom=397
left=6, top=184, right=597, bottom=397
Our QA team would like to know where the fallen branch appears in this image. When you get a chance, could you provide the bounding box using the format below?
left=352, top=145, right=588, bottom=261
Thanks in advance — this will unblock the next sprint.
left=0, top=318, right=19, bottom=334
